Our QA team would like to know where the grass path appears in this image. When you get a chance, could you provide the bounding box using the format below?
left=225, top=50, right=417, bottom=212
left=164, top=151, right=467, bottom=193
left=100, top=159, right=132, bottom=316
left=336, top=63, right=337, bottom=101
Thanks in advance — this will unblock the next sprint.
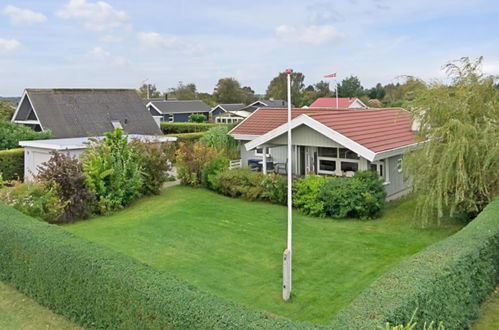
left=0, top=281, right=81, bottom=330
left=65, top=186, right=460, bottom=324
left=473, top=287, right=499, bottom=330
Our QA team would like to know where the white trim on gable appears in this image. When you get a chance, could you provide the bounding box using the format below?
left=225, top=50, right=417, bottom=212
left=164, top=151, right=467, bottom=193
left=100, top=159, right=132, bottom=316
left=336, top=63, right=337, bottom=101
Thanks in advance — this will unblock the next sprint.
left=11, top=90, right=45, bottom=131
left=146, top=102, right=164, bottom=115
left=349, top=98, right=368, bottom=109
left=210, top=105, right=226, bottom=114
left=244, top=114, right=377, bottom=161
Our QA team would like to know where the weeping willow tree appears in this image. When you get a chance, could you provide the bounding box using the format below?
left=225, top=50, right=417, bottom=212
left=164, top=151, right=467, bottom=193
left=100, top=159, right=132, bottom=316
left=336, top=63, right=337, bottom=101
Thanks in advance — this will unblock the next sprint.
left=405, top=57, right=499, bottom=226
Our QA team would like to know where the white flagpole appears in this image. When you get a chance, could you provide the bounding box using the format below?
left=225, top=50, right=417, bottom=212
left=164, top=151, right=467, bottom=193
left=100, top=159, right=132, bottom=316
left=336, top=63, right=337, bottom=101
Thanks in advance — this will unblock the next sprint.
left=335, top=77, right=339, bottom=109
left=283, top=69, right=293, bottom=301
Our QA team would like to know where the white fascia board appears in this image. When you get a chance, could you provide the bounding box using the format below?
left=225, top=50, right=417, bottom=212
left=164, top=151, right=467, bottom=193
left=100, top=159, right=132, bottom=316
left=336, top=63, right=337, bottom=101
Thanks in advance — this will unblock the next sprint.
left=244, top=114, right=377, bottom=161
left=13, top=120, right=41, bottom=125
left=231, top=134, right=259, bottom=141
left=10, top=90, right=27, bottom=122
left=11, top=91, right=44, bottom=130
left=372, top=141, right=424, bottom=161
left=146, top=102, right=164, bottom=115
left=209, top=105, right=226, bottom=113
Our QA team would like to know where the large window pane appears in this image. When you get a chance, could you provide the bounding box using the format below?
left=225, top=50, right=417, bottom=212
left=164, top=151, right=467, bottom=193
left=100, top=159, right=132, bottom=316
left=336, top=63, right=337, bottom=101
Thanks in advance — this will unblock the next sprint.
left=319, top=160, right=336, bottom=172
left=341, top=161, right=358, bottom=172
left=339, top=148, right=359, bottom=159
left=318, top=147, right=337, bottom=157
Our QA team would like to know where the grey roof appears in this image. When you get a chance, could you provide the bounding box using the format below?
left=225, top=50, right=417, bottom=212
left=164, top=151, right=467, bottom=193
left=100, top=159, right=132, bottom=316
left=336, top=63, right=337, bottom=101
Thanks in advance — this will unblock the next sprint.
left=212, top=103, right=245, bottom=112
left=20, top=89, right=162, bottom=138
left=257, top=100, right=289, bottom=107
left=148, top=100, right=211, bottom=114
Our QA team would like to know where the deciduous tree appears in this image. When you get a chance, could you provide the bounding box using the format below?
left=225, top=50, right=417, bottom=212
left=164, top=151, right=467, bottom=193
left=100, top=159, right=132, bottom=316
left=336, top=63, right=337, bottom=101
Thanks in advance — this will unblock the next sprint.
left=265, top=71, right=305, bottom=106
left=213, top=78, right=244, bottom=103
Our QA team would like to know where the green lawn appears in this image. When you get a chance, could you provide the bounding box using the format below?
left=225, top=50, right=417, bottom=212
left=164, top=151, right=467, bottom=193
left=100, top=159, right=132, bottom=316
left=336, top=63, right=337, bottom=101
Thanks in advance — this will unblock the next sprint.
left=473, top=288, right=499, bottom=330
left=65, top=185, right=460, bottom=324
left=0, top=281, right=81, bottom=330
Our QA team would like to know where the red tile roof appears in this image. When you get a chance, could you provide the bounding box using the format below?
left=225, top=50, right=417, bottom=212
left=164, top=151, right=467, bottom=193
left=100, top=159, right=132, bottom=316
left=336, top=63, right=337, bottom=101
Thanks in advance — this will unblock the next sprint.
left=310, top=97, right=361, bottom=108
left=231, top=107, right=419, bottom=153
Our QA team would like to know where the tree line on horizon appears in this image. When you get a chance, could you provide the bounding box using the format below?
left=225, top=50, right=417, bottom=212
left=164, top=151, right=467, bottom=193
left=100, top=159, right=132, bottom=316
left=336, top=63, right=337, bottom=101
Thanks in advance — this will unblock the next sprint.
left=137, top=73, right=429, bottom=108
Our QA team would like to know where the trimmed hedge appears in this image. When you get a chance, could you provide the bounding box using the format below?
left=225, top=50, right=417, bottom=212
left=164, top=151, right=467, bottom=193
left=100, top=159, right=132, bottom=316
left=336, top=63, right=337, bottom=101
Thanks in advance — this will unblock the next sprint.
left=170, top=132, right=206, bottom=144
left=160, top=122, right=214, bottom=134
left=0, top=203, right=316, bottom=329
left=0, top=148, right=24, bottom=180
left=331, top=198, right=499, bottom=329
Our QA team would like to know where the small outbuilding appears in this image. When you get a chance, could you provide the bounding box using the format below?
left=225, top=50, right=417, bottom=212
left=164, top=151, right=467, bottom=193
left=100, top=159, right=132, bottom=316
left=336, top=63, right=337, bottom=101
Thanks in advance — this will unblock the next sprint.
left=19, top=135, right=176, bottom=182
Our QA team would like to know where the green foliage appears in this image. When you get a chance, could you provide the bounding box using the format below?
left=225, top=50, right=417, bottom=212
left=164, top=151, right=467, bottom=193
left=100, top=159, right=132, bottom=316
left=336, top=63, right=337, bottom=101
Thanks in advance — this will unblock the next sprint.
left=211, top=168, right=265, bottom=200
left=188, top=113, right=206, bottom=123
left=37, top=152, right=95, bottom=222
left=202, top=156, right=229, bottom=190
left=0, top=121, right=51, bottom=150
left=0, top=203, right=306, bottom=329
left=0, top=182, right=65, bottom=222
left=168, top=81, right=197, bottom=100
left=260, top=173, right=288, bottom=204
left=0, top=101, right=15, bottom=121
left=318, top=171, right=386, bottom=219
left=82, top=128, right=144, bottom=213
left=293, top=175, right=327, bottom=217
left=337, top=75, right=364, bottom=98
left=380, top=311, right=445, bottom=330
left=137, top=83, right=162, bottom=98
left=160, top=122, right=214, bottom=134
left=213, top=78, right=244, bottom=103
left=201, top=125, right=239, bottom=158
left=176, top=141, right=218, bottom=186
left=170, top=132, right=206, bottom=144
left=130, top=140, right=174, bottom=195
left=0, top=148, right=24, bottom=181
left=265, top=71, right=305, bottom=106
left=405, top=57, right=499, bottom=226
left=331, top=198, right=499, bottom=330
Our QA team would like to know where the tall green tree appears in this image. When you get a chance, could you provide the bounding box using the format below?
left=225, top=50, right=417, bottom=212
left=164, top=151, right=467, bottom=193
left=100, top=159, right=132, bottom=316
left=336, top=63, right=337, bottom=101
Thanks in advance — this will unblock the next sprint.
left=0, top=100, right=15, bottom=121
left=367, top=83, right=386, bottom=100
left=314, top=80, right=333, bottom=98
left=213, top=78, right=244, bottom=103
left=138, top=84, right=162, bottom=99
left=169, top=82, right=197, bottom=100
left=241, top=86, right=258, bottom=105
left=265, top=71, right=305, bottom=106
left=404, top=57, right=499, bottom=226
left=337, top=76, right=364, bottom=98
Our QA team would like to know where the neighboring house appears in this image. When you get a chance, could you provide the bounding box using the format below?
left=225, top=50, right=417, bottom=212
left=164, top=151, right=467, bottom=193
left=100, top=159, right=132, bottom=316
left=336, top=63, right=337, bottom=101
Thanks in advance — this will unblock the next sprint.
left=229, top=107, right=420, bottom=200
left=11, top=89, right=162, bottom=138
left=19, top=135, right=176, bottom=182
left=147, top=100, right=211, bottom=122
left=309, top=97, right=368, bottom=109
left=211, top=100, right=290, bottom=124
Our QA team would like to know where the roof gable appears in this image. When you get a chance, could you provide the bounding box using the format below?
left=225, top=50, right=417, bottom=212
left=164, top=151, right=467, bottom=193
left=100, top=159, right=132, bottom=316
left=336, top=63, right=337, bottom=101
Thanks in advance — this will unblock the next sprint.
left=148, top=100, right=211, bottom=114
left=310, top=97, right=367, bottom=108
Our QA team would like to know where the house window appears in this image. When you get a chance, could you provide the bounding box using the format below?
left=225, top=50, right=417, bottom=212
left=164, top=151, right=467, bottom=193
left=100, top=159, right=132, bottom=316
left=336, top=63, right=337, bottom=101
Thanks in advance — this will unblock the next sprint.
left=318, top=147, right=337, bottom=157
left=255, top=147, right=270, bottom=157
left=397, top=158, right=403, bottom=173
left=340, top=161, right=358, bottom=172
left=318, top=159, right=336, bottom=174
left=339, top=148, right=359, bottom=159
left=111, top=120, right=123, bottom=129
left=168, top=115, right=174, bottom=122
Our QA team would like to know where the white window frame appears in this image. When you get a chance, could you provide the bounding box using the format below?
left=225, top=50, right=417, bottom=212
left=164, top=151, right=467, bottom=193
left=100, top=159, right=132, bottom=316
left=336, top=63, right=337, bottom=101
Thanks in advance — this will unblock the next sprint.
left=317, top=157, right=337, bottom=175
left=168, top=115, right=174, bottom=122
left=396, top=158, right=403, bottom=173
left=255, top=147, right=271, bottom=157
left=316, top=147, right=360, bottom=175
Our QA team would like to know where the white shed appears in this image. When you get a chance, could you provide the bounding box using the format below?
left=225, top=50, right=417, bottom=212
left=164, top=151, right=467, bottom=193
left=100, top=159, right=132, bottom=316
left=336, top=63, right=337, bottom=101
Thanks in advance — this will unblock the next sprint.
left=19, top=135, right=177, bottom=182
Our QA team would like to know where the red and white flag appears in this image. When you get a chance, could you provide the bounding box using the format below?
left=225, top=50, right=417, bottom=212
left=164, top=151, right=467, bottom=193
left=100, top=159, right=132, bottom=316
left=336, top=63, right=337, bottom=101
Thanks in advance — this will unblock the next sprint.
left=324, top=72, right=336, bottom=78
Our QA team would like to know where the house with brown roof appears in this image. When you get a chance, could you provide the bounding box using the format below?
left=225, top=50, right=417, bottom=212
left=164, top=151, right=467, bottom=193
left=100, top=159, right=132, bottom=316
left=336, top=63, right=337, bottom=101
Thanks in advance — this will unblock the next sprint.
left=309, top=97, right=368, bottom=109
left=229, top=107, right=420, bottom=200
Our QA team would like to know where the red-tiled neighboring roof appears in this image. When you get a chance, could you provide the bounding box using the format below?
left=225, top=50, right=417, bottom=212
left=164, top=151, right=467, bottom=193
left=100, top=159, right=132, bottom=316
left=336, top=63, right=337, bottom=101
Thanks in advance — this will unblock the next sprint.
left=230, top=107, right=352, bottom=136
left=310, top=97, right=359, bottom=108
left=231, top=107, right=419, bottom=153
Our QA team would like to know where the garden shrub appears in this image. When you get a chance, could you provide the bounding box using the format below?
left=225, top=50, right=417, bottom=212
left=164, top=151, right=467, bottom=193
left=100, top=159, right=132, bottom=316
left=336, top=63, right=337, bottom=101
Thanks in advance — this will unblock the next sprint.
left=130, top=140, right=174, bottom=195
left=170, top=132, right=206, bottom=144
left=37, top=152, right=95, bottom=222
left=0, top=203, right=311, bottom=329
left=261, top=173, right=288, bottom=205
left=331, top=198, right=499, bottom=330
left=0, top=182, right=65, bottom=222
left=0, top=148, right=24, bottom=180
left=82, top=128, right=144, bottom=213
left=202, top=156, right=229, bottom=190
left=0, top=120, right=51, bottom=150
left=318, top=171, right=385, bottom=219
left=211, top=168, right=265, bottom=200
left=188, top=113, right=207, bottom=123
left=160, top=122, right=213, bottom=134
left=293, top=175, right=327, bottom=217
left=176, top=141, right=218, bottom=186
left=201, top=126, right=240, bottom=159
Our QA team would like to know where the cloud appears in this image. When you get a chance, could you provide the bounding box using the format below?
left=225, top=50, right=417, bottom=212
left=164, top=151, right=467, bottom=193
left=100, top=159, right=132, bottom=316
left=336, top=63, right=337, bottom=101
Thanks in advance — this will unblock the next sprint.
left=86, top=46, right=127, bottom=66
left=275, top=25, right=344, bottom=45
left=137, top=32, right=200, bottom=54
left=307, top=2, right=344, bottom=23
left=0, top=38, right=21, bottom=53
left=56, top=0, right=128, bottom=32
left=2, top=5, right=47, bottom=25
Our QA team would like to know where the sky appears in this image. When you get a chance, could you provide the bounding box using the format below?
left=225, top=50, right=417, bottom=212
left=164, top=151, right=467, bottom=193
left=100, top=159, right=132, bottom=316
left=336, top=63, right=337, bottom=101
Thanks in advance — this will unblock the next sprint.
left=0, top=0, right=498, bottom=96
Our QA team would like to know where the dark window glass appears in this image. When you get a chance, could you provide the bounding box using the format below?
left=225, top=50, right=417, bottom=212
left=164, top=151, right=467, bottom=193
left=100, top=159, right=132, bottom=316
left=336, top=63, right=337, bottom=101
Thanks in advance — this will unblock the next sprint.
left=318, top=147, right=337, bottom=157
left=319, top=160, right=336, bottom=172
left=339, top=148, right=359, bottom=159
left=370, top=164, right=378, bottom=172
left=341, top=161, right=359, bottom=172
